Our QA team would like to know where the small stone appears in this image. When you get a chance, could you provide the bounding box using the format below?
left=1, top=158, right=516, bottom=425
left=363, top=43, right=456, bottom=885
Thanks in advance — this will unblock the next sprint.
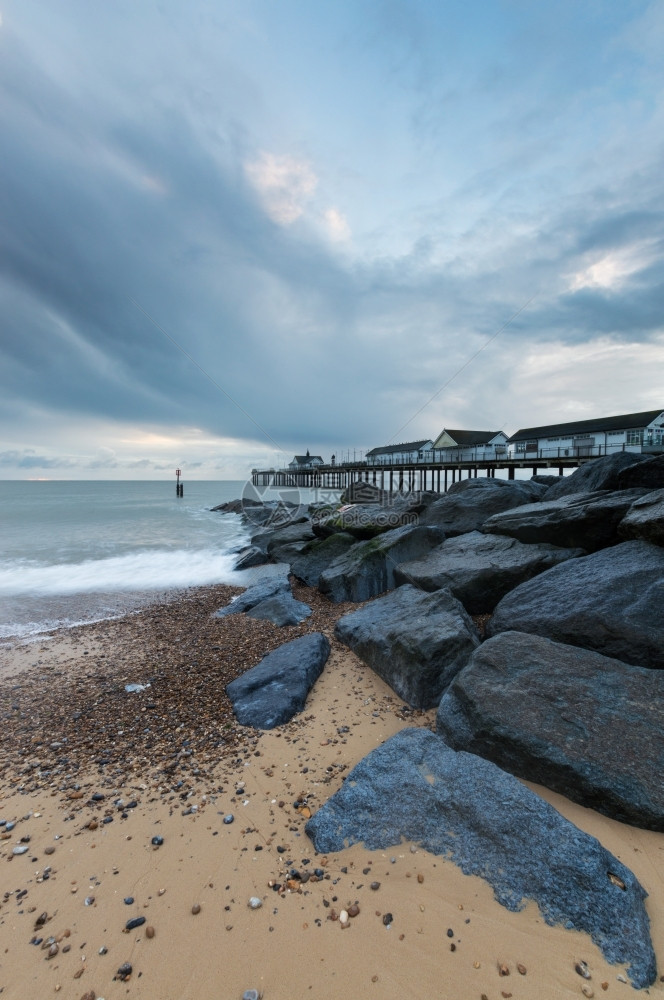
left=446, top=928, right=454, bottom=938
left=517, top=963, right=527, bottom=975
left=84, top=897, right=95, bottom=906
left=116, top=961, right=132, bottom=981
left=499, top=964, right=510, bottom=976
left=47, top=943, right=59, bottom=958
left=601, top=984, right=609, bottom=992
left=145, top=925, right=155, bottom=939
left=348, top=904, right=360, bottom=917
left=242, top=991, right=260, bottom=1000
left=370, top=881, right=381, bottom=891
left=382, top=913, right=393, bottom=926
left=582, top=987, right=594, bottom=999
left=575, top=961, right=591, bottom=980
left=151, top=835, right=164, bottom=847
left=248, top=897, right=262, bottom=909
left=12, top=845, right=29, bottom=855
left=44, top=846, right=55, bottom=855
left=124, top=896, right=134, bottom=905
left=371, top=975, right=378, bottom=983
left=99, top=946, right=108, bottom=954
left=417, top=873, right=424, bottom=883
left=191, top=903, right=201, bottom=915
left=223, top=814, right=234, bottom=825
left=125, top=916, right=146, bottom=931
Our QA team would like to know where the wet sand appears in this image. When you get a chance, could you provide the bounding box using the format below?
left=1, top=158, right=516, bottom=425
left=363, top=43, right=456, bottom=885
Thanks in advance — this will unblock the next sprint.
left=0, top=583, right=662, bottom=999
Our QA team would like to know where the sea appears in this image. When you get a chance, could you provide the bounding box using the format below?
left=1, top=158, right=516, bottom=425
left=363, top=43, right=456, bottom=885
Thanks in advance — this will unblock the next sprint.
left=0, top=479, right=336, bottom=642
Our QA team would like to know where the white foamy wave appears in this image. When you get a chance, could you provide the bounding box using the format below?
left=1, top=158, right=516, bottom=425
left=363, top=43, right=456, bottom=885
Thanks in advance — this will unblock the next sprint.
left=0, top=547, right=242, bottom=597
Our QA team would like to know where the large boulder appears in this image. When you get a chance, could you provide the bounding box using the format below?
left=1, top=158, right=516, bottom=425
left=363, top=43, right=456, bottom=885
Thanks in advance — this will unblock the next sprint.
left=482, top=489, right=648, bottom=552
left=394, top=531, right=582, bottom=613
left=214, top=573, right=290, bottom=618
left=264, top=521, right=316, bottom=565
left=319, top=525, right=445, bottom=603
left=419, top=478, right=546, bottom=536
left=437, top=632, right=664, bottom=831
left=312, top=504, right=419, bottom=540
left=617, top=455, right=664, bottom=491
left=226, top=633, right=330, bottom=729
left=334, top=584, right=479, bottom=708
left=290, top=533, right=358, bottom=587
left=246, top=593, right=312, bottom=626
left=487, top=541, right=664, bottom=668
left=544, top=452, right=649, bottom=500
left=619, top=489, right=664, bottom=547
left=305, top=728, right=656, bottom=989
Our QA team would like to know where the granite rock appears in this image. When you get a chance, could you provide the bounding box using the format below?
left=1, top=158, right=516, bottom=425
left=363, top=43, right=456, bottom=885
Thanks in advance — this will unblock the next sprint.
left=319, top=525, right=445, bottom=603
left=214, top=574, right=290, bottom=618
left=487, top=540, right=664, bottom=668
left=334, top=584, right=479, bottom=708
left=543, top=452, right=650, bottom=500
left=305, top=728, right=656, bottom=988
left=290, top=533, right=358, bottom=587
left=482, top=489, right=648, bottom=552
left=394, top=531, right=582, bottom=613
left=246, top=593, right=312, bottom=626
left=437, top=631, right=664, bottom=830
left=618, top=488, right=664, bottom=547
left=419, top=477, right=546, bottom=536
left=226, top=633, right=330, bottom=729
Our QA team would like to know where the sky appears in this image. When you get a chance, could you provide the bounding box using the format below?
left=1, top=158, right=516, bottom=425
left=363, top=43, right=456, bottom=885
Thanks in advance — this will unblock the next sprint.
left=1, top=0, right=663, bottom=480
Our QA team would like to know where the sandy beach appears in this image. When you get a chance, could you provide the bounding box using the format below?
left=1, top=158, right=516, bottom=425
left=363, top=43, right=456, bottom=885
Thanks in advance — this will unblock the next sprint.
left=0, top=582, right=662, bottom=1000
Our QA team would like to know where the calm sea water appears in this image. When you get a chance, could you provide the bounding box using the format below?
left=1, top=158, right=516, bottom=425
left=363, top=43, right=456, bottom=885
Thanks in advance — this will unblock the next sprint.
left=0, top=479, right=326, bottom=641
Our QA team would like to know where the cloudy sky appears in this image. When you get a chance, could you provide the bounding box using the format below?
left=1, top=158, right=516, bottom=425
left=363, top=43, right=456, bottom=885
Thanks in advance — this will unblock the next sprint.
left=1, top=0, right=663, bottom=479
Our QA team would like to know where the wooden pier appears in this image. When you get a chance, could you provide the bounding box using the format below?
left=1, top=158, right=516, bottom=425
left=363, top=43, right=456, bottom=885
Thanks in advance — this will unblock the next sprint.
left=251, top=455, right=589, bottom=493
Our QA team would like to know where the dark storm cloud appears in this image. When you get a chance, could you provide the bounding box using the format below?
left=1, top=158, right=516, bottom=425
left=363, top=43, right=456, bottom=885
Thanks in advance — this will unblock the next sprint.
left=1, top=2, right=663, bottom=463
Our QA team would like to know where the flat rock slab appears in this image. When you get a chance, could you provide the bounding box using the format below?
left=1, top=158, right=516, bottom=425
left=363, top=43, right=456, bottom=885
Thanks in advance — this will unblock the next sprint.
left=334, top=584, right=479, bottom=708
left=319, top=525, right=445, bottom=603
left=394, top=531, right=582, bottom=613
left=420, top=478, right=546, bottom=536
left=305, top=728, right=656, bottom=989
left=291, top=533, right=358, bottom=587
left=437, top=631, right=664, bottom=830
left=487, top=540, right=664, bottom=668
left=215, top=574, right=290, bottom=618
left=483, top=489, right=648, bottom=552
left=226, top=633, right=330, bottom=729
left=619, top=488, right=664, bottom=547
left=246, top=593, right=312, bottom=626
left=544, top=452, right=649, bottom=500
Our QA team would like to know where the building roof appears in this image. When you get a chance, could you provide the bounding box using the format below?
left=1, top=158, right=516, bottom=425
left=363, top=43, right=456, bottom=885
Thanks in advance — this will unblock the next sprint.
left=290, top=454, right=323, bottom=465
left=509, top=410, right=664, bottom=442
left=436, top=429, right=505, bottom=447
left=365, top=440, right=432, bottom=457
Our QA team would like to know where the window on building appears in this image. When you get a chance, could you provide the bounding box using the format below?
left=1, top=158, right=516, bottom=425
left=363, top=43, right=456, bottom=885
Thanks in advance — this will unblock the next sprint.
left=626, top=430, right=643, bottom=445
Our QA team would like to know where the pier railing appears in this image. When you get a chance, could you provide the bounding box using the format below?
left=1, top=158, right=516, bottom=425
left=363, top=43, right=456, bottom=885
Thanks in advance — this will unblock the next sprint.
left=251, top=441, right=662, bottom=491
